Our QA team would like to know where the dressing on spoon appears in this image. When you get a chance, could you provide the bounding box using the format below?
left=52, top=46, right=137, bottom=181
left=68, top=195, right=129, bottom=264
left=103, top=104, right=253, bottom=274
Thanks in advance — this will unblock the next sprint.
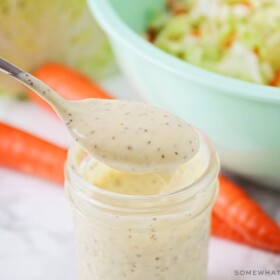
left=0, top=58, right=199, bottom=172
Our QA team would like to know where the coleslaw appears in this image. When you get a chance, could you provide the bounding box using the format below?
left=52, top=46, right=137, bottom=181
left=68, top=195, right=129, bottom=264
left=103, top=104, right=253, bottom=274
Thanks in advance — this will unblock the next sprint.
left=147, top=0, right=280, bottom=86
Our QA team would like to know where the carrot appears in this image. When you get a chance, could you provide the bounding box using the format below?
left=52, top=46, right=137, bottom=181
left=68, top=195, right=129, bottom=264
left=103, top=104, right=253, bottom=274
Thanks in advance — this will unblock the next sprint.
left=242, top=1, right=252, bottom=8
left=224, top=32, right=236, bottom=49
left=211, top=213, right=279, bottom=251
left=167, top=0, right=187, bottom=15
left=29, top=63, right=113, bottom=113
left=270, top=69, right=280, bottom=87
left=253, top=47, right=259, bottom=56
left=191, top=28, right=201, bottom=37
left=0, top=122, right=67, bottom=184
left=213, top=175, right=280, bottom=252
left=211, top=213, right=247, bottom=245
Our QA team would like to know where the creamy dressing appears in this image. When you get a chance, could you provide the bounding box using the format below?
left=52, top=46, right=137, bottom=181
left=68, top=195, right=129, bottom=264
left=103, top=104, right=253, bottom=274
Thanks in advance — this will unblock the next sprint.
left=66, top=142, right=218, bottom=280
left=18, top=72, right=199, bottom=173
left=78, top=147, right=205, bottom=196
left=61, top=99, right=199, bottom=172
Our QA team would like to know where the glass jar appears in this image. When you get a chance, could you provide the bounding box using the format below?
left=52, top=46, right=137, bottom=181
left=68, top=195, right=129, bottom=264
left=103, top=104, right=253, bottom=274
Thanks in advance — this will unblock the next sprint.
left=65, top=134, right=219, bottom=280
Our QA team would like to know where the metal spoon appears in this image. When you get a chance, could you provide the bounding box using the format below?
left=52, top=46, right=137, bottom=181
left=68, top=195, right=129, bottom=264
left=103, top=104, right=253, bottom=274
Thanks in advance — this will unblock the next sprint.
left=0, top=58, right=199, bottom=172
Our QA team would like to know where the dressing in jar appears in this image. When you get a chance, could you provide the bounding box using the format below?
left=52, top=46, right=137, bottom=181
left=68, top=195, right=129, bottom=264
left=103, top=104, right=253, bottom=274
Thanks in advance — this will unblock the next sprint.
left=65, top=132, right=219, bottom=280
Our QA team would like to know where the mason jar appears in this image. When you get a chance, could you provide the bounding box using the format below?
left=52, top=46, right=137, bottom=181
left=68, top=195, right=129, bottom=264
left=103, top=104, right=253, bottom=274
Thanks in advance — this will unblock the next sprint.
left=65, top=133, right=219, bottom=280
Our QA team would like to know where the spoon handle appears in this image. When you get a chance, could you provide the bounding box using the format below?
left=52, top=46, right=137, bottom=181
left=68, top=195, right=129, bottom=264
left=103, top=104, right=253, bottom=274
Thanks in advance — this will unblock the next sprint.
left=0, top=57, right=64, bottom=108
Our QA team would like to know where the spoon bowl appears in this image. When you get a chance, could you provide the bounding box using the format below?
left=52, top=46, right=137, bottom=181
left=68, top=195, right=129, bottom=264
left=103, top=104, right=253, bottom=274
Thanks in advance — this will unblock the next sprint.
left=61, top=98, right=200, bottom=172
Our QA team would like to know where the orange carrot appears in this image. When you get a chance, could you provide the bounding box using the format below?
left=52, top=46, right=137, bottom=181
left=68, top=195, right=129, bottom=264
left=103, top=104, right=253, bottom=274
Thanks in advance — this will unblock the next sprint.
left=191, top=28, right=201, bottom=37
left=211, top=213, right=247, bottom=245
left=0, top=122, right=67, bottom=184
left=213, top=175, right=280, bottom=252
left=270, top=69, right=280, bottom=87
left=211, top=213, right=278, bottom=251
left=242, top=1, right=252, bottom=8
left=29, top=63, right=113, bottom=113
left=167, top=0, right=187, bottom=15
left=224, top=32, right=236, bottom=48
left=253, top=47, right=259, bottom=56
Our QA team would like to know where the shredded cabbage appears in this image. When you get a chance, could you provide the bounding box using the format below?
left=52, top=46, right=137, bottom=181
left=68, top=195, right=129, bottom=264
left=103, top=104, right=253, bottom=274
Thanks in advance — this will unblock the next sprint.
left=0, top=0, right=115, bottom=96
left=148, top=0, right=280, bottom=86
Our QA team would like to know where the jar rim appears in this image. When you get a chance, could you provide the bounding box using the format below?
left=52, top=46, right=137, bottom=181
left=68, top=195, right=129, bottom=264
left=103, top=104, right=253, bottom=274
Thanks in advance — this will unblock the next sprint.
left=66, top=131, right=220, bottom=205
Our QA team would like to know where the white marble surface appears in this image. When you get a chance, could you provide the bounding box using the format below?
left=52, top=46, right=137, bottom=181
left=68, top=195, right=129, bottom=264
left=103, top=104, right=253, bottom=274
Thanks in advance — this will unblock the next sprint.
left=0, top=76, right=279, bottom=280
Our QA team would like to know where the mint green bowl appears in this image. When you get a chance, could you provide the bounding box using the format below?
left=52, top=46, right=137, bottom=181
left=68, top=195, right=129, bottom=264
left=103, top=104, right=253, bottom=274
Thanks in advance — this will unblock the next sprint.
left=88, top=0, right=280, bottom=188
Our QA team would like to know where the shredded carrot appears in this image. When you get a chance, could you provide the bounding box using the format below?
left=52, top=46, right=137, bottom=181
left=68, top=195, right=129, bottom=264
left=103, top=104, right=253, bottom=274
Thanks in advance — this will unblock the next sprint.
left=242, top=1, right=253, bottom=8
left=270, top=69, right=280, bottom=87
left=253, top=47, right=260, bottom=56
left=191, top=29, right=201, bottom=37
left=224, top=32, right=236, bottom=48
